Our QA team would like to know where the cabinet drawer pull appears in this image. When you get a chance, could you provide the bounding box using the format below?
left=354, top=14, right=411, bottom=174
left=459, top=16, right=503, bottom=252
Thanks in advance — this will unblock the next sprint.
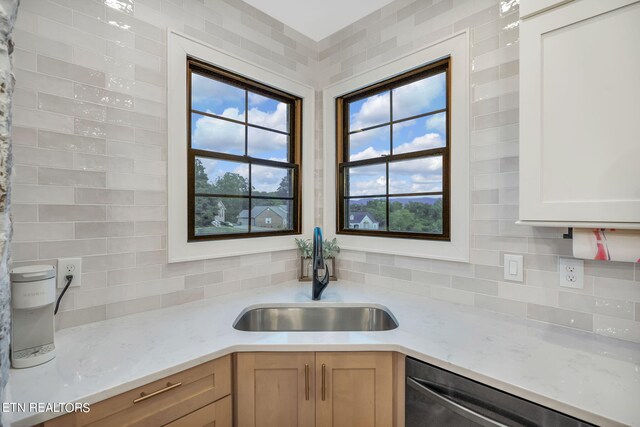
left=133, top=382, right=182, bottom=404
left=305, top=364, right=310, bottom=400
left=321, top=364, right=326, bottom=401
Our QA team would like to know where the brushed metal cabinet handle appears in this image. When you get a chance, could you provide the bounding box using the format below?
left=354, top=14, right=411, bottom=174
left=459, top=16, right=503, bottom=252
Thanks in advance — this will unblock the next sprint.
left=321, top=364, right=326, bottom=401
left=133, top=382, right=182, bottom=404
left=305, top=364, right=310, bottom=400
left=407, top=377, right=508, bottom=427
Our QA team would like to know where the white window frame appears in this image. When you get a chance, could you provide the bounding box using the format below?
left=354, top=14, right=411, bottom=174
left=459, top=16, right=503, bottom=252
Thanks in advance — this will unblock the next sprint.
left=322, top=32, right=470, bottom=262
left=167, top=30, right=315, bottom=262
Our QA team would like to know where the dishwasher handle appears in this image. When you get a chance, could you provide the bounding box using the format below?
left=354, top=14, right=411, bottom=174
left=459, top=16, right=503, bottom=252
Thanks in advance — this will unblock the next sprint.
left=407, top=377, right=509, bottom=427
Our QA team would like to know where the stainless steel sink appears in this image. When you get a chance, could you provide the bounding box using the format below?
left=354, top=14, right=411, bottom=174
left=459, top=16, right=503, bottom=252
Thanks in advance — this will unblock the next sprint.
left=233, top=304, right=399, bottom=332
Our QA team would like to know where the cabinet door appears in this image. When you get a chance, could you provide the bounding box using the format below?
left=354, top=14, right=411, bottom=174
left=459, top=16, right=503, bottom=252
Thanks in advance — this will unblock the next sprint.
left=315, top=352, right=393, bottom=427
left=520, top=0, right=640, bottom=224
left=236, top=352, right=315, bottom=427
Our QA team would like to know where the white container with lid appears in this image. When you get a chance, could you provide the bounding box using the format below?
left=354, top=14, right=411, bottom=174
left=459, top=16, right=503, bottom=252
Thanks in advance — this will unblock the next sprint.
left=10, top=265, right=56, bottom=309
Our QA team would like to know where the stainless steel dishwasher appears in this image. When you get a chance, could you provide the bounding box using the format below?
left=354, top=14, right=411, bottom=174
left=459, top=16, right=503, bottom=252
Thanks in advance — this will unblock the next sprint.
left=406, top=357, right=595, bottom=427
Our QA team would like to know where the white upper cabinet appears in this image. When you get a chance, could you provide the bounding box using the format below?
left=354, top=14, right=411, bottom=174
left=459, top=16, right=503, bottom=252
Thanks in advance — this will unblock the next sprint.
left=519, top=0, right=640, bottom=227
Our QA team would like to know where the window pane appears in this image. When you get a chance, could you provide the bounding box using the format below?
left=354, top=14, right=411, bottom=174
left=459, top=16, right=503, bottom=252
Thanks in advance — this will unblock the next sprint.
left=389, top=195, right=442, bottom=234
left=248, top=92, right=288, bottom=132
left=349, top=126, right=390, bottom=161
left=345, top=163, right=386, bottom=197
left=191, top=113, right=245, bottom=155
left=345, top=198, right=386, bottom=230
left=249, top=199, right=293, bottom=232
left=251, top=165, right=293, bottom=197
left=191, top=73, right=245, bottom=118
left=392, top=72, right=446, bottom=121
left=195, top=157, right=249, bottom=195
left=348, top=91, right=390, bottom=131
left=389, top=156, right=442, bottom=194
left=195, top=197, right=248, bottom=236
left=393, top=112, right=446, bottom=154
left=248, top=127, right=288, bottom=161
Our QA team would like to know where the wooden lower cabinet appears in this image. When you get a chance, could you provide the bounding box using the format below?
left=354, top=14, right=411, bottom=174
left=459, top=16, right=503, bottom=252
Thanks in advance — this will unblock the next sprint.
left=43, top=355, right=232, bottom=427
left=235, top=352, right=315, bottom=427
left=235, top=352, right=404, bottom=427
left=40, top=351, right=403, bottom=427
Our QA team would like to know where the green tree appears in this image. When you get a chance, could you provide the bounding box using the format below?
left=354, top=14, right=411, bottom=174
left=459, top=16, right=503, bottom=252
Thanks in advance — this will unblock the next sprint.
left=212, top=172, right=250, bottom=224
left=275, top=173, right=291, bottom=197
left=194, top=159, right=217, bottom=228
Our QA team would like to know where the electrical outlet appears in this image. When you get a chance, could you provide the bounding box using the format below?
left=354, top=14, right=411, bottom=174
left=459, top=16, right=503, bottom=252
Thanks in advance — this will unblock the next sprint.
left=559, top=258, right=583, bottom=289
left=57, top=258, right=82, bottom=289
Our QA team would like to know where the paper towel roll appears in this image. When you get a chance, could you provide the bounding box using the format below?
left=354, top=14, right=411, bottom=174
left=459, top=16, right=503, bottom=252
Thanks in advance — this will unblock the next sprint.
left=573, top=229, right=640, bottom=263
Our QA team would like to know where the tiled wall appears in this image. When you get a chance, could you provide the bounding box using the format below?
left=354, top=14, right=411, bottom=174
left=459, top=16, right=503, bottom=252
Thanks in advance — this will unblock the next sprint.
left=10, top=0, right=640, bottom=342
left=10, top=0, right=318, bottom=329
left=321, top=0, right=640, bottom=343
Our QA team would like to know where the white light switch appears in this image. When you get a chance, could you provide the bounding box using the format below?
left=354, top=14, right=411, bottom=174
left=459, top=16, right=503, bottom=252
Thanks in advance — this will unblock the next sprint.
left=503, top=254, right=523, bottom=282
left=509, top=260, right=517, bottom=275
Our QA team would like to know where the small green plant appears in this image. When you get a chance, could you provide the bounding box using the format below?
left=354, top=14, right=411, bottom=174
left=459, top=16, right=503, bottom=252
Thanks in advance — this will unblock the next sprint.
left=323, top=237, right=341, bottom=259
left=295, top=238, right=312, bottom=259
left=295, top=237, right=341, bottom=259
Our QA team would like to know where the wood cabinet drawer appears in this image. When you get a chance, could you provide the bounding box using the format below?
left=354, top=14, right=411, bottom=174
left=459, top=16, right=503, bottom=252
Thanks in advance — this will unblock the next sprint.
left=164, top=395, right=231, bottom=427
left=44, top=355, right=231, bottom=427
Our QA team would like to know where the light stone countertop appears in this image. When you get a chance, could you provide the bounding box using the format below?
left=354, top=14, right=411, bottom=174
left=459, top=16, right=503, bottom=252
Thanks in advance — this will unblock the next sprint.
left=4, top=281, right=640, bottom=426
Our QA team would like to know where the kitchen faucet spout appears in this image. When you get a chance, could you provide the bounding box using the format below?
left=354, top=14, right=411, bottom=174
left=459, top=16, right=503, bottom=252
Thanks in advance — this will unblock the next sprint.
left=312, top=227, right=329, bottom=300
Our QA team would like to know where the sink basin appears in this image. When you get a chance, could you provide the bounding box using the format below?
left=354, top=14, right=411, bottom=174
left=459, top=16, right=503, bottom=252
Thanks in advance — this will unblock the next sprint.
left=233, top=304, right=399, bottom=332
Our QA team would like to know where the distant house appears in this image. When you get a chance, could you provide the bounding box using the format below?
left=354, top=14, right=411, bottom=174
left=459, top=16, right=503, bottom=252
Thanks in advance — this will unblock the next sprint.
left=348, top=212, right=379, bottom=230
left=238, top=205, right=289, bottom=229
left=211, top=200, right=226, bottom=227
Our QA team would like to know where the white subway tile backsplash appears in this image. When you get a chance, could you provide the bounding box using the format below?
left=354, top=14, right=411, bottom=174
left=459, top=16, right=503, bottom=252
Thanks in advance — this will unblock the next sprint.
left=527, top=304, right=593, bottom=332
left=558, top=292, right=634, bottom=320
left=11, top=0, right=638, bottom=343
left=14, top=107, right=75, bottom=133
left=74, top=83, right=134, bottom=109
left=38, top=93, right=106, bottom=122
left=38, top=167, right=106, bottom=188
left=39, top=204, right=106, bottom=222
left=75, top=222, right=135, bottom=239
left=13, top=223, right=75, bottom=242
left=13, top=145, right=74, bottom=168
left=12, top=184, right=75, bottom=204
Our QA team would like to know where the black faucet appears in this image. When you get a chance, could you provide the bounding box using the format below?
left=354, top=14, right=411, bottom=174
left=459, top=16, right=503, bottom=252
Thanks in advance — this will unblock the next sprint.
left=312, top=227, right=330, bottom=300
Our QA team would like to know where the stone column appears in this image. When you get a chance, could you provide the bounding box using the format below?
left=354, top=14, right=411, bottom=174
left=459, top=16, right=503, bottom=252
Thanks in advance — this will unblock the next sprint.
left=0, top=0, right=19, bottom=408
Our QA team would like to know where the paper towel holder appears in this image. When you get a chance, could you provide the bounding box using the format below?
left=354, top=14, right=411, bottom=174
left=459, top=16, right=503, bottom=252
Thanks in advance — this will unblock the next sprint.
left=562, top=228, right=573, bottom=239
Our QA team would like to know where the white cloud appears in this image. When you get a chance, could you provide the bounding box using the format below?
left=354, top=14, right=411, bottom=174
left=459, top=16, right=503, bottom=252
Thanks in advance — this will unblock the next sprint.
left=349, top=175, right=387, bottom=196
left=392, top=73, right=445, bottom=119
left=390, top=156, right=442, bottom=174
left=389, top=157, right=442, bottom=193
left=251, top=165, right=288, bottom=193
left=191, top=74, right=244, bottom=114
left=426, top=112, right=445, bottom=134
left=350, top=146, right=387, bottom=161
left=348, top=72, right=445, bottom=133
left=394, top=133, right=444, bottom=154
left=350, top=92, right=390, bottom=131
left=193, top=110, right=245, bottom=153
left=192, top=105, right=288, bottom=156
left=248, top=102, right=288, bottom=132
left=248, top=92, right=268, bottom=106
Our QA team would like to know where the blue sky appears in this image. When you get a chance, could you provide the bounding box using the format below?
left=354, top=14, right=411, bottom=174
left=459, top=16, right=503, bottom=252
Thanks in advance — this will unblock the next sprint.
left=346, top=155, right=443, bottom=196
left=347, top=71, right=447, bottom=161
left=191, top=73, right=289, bottom=161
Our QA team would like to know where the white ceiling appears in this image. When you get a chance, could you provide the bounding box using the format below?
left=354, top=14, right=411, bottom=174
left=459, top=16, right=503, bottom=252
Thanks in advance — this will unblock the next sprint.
left=242, top=0, right=396, bottom=42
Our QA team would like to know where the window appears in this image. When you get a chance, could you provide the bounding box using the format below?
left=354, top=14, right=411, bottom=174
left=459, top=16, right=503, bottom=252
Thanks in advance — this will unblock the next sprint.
left=336, top=58, right=450, bottom=240
left=187, top=59, right=302, bottom=241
